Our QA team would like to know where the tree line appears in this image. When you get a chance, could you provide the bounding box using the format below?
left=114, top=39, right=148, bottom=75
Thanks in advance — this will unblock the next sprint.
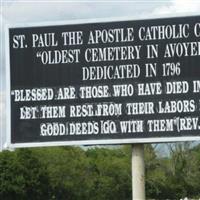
left=0, top=143, right=200, bottom=199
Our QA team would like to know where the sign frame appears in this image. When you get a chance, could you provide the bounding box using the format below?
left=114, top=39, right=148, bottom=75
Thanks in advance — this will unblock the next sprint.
left=5, top=14, right=200, bottom=149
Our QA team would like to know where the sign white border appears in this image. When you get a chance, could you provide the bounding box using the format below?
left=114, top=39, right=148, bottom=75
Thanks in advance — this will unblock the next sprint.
left=5, top=14, right=200, bottom=149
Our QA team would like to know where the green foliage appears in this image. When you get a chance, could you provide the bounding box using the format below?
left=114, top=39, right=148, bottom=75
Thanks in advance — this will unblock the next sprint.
left=0, top=150, right=25, bottom=199
left=34, top=146, right=131, bottom=200
left=0, top=149, right=50, bottom=200
left=85, top=147, right=131, bottom=200
left=1, top=143, right=200, bottom=199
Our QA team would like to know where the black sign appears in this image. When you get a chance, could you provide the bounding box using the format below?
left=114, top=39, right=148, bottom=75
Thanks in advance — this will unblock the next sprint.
left=8, top=15, right=200, bottom=147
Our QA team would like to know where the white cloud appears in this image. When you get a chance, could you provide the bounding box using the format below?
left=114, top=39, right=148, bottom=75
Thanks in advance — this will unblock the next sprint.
left=152, top=0, right=200, bottom=16
left=1, top=1, right=170, bottom=24
left=2, top=2, right=93, bottom=23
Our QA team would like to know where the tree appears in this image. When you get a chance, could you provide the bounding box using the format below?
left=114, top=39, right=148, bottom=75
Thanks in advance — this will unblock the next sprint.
left=0, top=150, right=25, bottom=199
left=0, top=149, right=51, bottom=200
left=1, top=143, right=200, bottom=199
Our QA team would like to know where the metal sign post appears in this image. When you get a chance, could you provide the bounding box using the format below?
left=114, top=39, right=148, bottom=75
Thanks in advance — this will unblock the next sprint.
left=132, top=144, right=145, bottom=200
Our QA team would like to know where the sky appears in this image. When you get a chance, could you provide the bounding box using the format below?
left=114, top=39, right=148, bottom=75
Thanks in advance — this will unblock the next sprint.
left=1, top=0, right=200, bottom=151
